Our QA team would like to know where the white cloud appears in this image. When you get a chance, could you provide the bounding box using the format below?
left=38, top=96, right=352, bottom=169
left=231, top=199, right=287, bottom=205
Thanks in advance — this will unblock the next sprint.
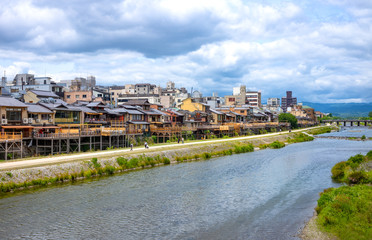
left=0, top=0, right=372, bottom=103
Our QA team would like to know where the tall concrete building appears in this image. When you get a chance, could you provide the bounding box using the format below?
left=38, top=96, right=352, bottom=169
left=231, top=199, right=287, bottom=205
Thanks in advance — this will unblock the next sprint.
left=225, top=85, right=261, bottom=107
left=13, top=74, right=35, bottom=85
left=281, top=91, right=297, bottom=112
left=267, top=98, right=280, bottom=107
left=246, top=90, right=261, bottom=107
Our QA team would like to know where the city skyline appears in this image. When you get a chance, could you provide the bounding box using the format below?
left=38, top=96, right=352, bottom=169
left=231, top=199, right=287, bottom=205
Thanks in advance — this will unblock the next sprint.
left=1, top=0, right=372, bottom=103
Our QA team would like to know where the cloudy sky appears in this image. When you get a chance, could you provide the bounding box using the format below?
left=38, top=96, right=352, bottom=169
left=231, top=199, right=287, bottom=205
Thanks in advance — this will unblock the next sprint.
left=1, top=0, right=372, bottom=103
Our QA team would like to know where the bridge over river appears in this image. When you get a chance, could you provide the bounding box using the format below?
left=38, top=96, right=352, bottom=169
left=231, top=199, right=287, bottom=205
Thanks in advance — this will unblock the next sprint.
left=321, top=119, right=372, bottom=126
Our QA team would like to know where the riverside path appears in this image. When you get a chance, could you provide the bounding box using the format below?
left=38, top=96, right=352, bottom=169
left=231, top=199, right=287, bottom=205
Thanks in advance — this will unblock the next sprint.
left=0, top=126, right=323, bottom=171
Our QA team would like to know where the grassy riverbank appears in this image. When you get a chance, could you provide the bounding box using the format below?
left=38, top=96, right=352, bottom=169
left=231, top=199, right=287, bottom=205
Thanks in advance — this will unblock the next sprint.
left=0, top=126, right=330, bottom=195
left=302, top=151, right=372, bottom=240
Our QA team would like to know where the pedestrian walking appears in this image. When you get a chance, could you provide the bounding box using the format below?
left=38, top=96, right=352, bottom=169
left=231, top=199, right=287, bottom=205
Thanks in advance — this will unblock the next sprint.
left=130, top=143, right=133, bottom=151
left=144, top=141, right=149, bottom=149
left=178, top=138, right=180, bottom=144
left=182, top=137, right=184, bottom=144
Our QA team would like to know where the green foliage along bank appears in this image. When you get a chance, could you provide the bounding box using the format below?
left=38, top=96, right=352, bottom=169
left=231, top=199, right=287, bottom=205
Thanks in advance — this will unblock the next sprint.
left=1, top=127, right=324, bottom=195
left=331, top=151, right=372, bottom=184
left=316, top=185, right=372, bottom=240
left=278, top=113, right=298, bottom=129
left=314, top=151, right=372, bottom=240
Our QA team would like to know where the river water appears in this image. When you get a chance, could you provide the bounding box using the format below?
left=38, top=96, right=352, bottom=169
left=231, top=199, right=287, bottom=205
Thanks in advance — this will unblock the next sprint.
left=0, top=128, right=371, bottom=240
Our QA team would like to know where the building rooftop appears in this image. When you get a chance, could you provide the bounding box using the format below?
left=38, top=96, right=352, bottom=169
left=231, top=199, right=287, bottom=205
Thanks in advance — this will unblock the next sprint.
left=0, top=96, right=27, bottom=107
left=26, top=103, right=53, bottom=113
left=30, top=90, right=59, bottom=98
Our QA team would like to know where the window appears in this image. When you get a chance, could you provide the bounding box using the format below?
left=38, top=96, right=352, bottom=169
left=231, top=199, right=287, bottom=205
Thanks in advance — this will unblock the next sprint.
left=6, top=109, right=22, bottom=121
left=82, top=95, right=87, bottom=98
left=76, top=95, right=80, bottom=99
left=41, top=114, right=49, bottom=120
left=98, top=94, right=102, bottom=97
left=132, top=114, right=142, bottom=120
left=240, top=110, right=244, bottom=114
left=229, top=98, right=235, bottom=102
left=28, top=113, right=38, bottom=120
left=66, top=95, right=71, bottom=99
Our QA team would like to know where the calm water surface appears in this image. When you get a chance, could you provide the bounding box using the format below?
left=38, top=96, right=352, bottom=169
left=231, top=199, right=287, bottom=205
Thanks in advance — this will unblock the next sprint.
left=0, top=130, right=371, bottom=240
left=322, top=126, right=372, bottom=138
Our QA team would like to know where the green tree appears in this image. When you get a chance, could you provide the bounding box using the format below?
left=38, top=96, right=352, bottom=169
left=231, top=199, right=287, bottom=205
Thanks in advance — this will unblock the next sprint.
left=278, top=113, right=298, bottom=129
left=368, top=111, right=372, bottom=118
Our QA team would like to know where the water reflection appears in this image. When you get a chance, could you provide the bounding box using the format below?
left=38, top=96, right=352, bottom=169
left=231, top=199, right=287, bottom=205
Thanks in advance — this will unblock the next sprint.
left=0, top=133, right=371, bottom=240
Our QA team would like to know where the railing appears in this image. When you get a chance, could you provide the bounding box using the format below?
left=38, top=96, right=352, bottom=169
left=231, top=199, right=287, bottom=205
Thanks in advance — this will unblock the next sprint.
left=34, top=133, right=80, bottom=139
left=0, top=132, right=23, bottom=141
left=126, top=129, right=145, bottom=134
left=55, top=118, right=75, bottom=123
left=197, top=125, right=221, bottom=130
left=181, top=126, right=197, bottom=132
left=110, top=120, right=127, bottom=127
left=150, top=126, right=182, bottom=133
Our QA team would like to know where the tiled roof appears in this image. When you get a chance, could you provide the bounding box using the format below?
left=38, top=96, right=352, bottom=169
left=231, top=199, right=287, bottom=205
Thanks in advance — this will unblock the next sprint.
left=30, top=90, right=59, bottom=98
left=210, top=109, right=224, bottom=114
left=0, top=96, right=27, bottom=107
left=86, top=101, right=106, bottom=107
left=26, top=103, right=53, bottom=113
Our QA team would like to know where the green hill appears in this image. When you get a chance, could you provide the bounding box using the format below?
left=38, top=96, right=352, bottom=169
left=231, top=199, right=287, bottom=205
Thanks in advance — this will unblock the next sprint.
left=302, top=102, right=372, bottom=118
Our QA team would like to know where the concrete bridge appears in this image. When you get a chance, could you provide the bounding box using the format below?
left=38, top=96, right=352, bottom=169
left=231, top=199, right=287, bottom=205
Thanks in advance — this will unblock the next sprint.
left=321, top=119, right=372, bottom=126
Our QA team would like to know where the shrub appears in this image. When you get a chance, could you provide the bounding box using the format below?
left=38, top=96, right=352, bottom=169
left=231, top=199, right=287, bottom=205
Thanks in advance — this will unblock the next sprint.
left=97, top=167, right=104, bottom=175
left=268, top=141, right=285, bottom=149
left=347, top=171, right=368, bottom=184
left=223, top=149, right=233, bottom=155
left=84, top=170, right=92, bottom=178
left=6, top=172, right=12, bottom=178
left=361, top=135, right=366, bottom=140
left=234, top=144, right=254, bottom=153
left=127, top=158, right=139, bottom=168
left=202, top=152, right=212, bottom=159
left=331, top=161, right=347, bottom=181
left=366, top=150, right=372, bottom=160
left=91, top=158, right=101, bottom=168
left=258, top=144, right=269, bottom=149
left=116, top=157, right=127, bottom=167
left=163, top=157, right=170, bottom=164
left=104, top=165, right=115, bottom=175
left=348, top=154, right=364, bottom=164
left=316, top=185, right=372, bottom=240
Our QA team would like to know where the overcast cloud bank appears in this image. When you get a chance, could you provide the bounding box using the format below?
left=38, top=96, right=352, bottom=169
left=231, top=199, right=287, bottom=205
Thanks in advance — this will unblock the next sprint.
left=1, top=0, right=371, bottom=103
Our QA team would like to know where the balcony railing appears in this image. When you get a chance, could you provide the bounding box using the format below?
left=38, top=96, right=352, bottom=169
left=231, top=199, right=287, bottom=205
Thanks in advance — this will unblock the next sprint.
left=0, top=132, right=23, bottom=141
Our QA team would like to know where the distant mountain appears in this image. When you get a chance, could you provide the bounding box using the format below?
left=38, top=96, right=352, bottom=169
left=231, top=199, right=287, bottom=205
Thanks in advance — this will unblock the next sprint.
left=302, top=102, right=372, bottom=118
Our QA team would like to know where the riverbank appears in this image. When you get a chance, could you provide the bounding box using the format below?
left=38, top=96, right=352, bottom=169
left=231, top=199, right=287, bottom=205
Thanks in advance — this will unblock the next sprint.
left=301, top=151, right=372, bottom=240
left=0, top=126, right=332, bottom=195
left=300, top=214, right=337, bottom=240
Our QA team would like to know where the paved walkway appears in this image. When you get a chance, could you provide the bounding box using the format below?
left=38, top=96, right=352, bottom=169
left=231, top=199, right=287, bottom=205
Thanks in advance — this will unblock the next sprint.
left=0, top=126, right=322, bottom=171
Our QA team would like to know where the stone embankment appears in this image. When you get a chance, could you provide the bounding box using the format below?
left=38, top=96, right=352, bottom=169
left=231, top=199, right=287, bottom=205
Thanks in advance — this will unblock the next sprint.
left=0, top=126, right=326, bottom=194
left=0, top=129, right=304, bottom=192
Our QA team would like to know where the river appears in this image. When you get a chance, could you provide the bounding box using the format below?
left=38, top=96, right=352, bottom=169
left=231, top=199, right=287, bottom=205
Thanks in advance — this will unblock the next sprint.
left=0, top=128, right=371, bottom=240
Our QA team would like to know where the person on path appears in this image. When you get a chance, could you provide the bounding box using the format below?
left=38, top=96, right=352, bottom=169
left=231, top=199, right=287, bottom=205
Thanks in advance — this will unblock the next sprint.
left=178, top=138, right=180, bottom=144
left=130, top=143, right=133, bottom=151
left=144, top=141, right=149, bottom=149
left=182, top=137, right=184, bottom=144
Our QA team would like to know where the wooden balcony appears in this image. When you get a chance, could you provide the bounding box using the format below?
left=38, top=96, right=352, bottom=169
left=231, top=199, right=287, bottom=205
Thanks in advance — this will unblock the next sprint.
left=150, top=126, right=182, bottom=134
left=0, top=132, right=23, bottom=142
